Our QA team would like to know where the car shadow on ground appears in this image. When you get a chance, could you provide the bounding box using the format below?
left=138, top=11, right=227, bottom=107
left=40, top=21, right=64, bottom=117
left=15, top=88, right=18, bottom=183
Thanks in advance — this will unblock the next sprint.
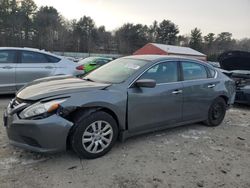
left=122, top=122, right=205, bottom=145
left=233, top=103, right=250, bottom=110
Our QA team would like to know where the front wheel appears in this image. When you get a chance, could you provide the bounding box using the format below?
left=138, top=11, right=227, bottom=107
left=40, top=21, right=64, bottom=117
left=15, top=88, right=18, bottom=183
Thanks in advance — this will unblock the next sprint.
left=204, top=97, right=227, bottom=127
left=70, top=111, right=118, bottom=159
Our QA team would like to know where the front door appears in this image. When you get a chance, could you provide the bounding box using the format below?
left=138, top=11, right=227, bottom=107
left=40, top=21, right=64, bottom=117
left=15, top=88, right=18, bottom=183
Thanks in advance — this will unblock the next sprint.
left=127, top=61, right=183, bottom=132
left=0, top=50, right=17, bottom=93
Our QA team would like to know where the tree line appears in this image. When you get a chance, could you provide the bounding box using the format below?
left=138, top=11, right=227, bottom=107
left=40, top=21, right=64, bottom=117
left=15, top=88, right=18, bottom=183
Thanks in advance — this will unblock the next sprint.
left=1, top=0, right=250, bottom=60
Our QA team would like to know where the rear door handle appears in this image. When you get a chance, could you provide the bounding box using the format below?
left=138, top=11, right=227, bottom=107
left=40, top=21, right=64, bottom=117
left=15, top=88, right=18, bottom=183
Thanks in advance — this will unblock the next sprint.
left=2, top=66, right=13, bottom=69
left=172, top=89, right=183, bottom=94
left=44, top=66, right=53, bottom=69
left=208, top=84, right=216, bottom=88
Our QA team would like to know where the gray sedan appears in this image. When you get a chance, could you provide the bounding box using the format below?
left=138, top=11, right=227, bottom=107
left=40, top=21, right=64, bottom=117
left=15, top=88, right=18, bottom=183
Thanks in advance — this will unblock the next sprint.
left=0, top=47, right=83, bottom=94
left=4, top=55, right=235, bottom=159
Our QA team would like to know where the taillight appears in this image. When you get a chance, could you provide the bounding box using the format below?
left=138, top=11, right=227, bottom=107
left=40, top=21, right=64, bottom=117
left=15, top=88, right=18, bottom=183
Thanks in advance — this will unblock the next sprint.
left=76, top=65, right=85, bottom=70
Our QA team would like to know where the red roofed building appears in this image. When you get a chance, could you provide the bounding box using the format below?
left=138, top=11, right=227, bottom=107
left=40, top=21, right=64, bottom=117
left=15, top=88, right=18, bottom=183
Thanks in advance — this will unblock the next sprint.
left=133, top=43, right=207, bottom=61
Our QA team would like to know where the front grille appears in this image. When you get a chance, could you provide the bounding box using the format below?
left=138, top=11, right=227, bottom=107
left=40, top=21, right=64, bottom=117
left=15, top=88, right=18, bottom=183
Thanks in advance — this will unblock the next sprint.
left=10, top=98, right=21, bottom=109
left=8, top=98, right=31, bottom=115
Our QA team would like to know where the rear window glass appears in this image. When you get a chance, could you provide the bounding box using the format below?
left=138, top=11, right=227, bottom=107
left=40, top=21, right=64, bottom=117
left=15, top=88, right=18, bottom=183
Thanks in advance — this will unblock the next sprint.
left=46, top=55, right=60, bottom=63
left=0, top=50, right=16, bottom=63
left=182, top=62, right=208, bottom=81
left=21, top=51, right=48, bottom=63
left=78, top=57, right=97, bottom=65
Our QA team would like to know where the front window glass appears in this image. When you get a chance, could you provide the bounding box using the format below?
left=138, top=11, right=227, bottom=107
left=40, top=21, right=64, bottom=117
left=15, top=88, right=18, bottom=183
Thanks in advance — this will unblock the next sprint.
left=182, top=62, right=208, bottom=81
left=140, top=62, right=178, bottom=84
left=85, top=58, right=148, bottom=83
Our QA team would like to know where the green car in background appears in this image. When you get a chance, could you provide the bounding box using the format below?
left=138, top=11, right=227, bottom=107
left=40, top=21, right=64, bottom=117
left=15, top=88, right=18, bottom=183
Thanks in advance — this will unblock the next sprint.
left=76, top=57, right=114, bottom=73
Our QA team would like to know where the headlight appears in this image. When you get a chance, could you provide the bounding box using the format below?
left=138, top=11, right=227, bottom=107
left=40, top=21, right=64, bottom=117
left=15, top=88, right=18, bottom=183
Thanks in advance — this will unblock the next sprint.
left=19, top=99, right=66, bottom=119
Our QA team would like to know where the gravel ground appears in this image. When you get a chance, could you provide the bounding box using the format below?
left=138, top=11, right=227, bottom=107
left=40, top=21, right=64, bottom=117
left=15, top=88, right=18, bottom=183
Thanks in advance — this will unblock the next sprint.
left=0, top=95, right=249, bottom=188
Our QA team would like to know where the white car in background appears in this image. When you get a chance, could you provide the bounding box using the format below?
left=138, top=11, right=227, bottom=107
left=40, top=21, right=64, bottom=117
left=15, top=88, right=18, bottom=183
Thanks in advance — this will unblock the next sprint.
left=0, top=47, right=83, bottom=94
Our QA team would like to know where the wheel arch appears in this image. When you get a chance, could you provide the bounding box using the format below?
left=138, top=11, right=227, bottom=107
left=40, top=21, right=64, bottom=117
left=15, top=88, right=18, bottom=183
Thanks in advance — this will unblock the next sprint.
left=66, top=106, right=121, bottom=150
left=218, top=95, right=229, bottom=105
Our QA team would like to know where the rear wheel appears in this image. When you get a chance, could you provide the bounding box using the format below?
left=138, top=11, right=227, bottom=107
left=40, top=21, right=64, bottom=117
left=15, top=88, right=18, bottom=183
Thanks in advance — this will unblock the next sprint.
left=70, top=111, right=118, bottom=159
left=204, top=97, right=227, bottom=127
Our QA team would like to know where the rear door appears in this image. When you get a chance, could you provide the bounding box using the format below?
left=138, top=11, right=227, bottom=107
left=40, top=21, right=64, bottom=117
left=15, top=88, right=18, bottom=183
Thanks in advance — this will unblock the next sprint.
left=0, top=50, right=17, bottom=93
left=181, top=61, right=219, bottom=121
left=15, top=50, right=56, bottom=90
left=127, top=61, right=183, bottom=132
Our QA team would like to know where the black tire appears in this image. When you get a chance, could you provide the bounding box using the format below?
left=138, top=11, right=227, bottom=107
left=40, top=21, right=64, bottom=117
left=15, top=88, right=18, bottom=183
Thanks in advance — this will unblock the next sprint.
left=204, top=97, right=227, bottom=127
left=70, top=111, right=118, bottom=159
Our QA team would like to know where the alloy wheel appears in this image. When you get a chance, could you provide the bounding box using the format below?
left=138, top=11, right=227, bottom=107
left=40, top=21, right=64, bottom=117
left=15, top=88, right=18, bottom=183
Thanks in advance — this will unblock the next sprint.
left=82, top=120, right=113, bottom=154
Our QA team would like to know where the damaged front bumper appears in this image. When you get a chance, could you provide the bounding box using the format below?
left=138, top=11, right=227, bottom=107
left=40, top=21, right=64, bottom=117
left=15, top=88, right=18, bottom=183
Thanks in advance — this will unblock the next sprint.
left=4, top=110, right=73, bottom=153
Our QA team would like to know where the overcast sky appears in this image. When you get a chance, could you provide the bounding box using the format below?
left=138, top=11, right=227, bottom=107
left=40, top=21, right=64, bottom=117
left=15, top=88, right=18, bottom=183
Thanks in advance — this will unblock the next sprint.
left=34, top=0, right=250, bottom=39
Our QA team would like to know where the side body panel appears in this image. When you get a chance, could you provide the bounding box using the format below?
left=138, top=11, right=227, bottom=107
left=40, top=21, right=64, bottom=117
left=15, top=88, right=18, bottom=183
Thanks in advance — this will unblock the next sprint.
left=54, top=59, right=82, bottom=76
left=60, top=88, right=128, bottom=131
left=127, top=83, right=183, bottom=132
left=181, top=79, right=220, bottom=121
left=15, top=50, right=56, bottom=90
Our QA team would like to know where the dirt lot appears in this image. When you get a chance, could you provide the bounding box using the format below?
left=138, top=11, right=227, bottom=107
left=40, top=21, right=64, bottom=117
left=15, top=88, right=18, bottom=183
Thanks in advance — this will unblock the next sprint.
left=0, top=95, right=249, bottom=188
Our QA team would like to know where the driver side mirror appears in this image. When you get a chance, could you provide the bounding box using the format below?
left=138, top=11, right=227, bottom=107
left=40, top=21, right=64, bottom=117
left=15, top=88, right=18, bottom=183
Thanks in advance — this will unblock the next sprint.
left=135, top=79, right=156, bottom=88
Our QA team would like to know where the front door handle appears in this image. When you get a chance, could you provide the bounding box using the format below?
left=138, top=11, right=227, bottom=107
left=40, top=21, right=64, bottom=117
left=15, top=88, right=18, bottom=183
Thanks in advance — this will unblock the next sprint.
left=172, top=89, right=183, bottom=94
left=2, top=66, right=13, bottom=69
left=208, top=84, right=216, bottom=88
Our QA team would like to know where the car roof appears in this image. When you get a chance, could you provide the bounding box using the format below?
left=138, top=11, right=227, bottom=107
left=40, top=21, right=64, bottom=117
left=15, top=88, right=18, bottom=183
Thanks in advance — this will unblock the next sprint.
left=123, top=55, right=206, bottom=63
left=0, top=47, right=61, bottom=58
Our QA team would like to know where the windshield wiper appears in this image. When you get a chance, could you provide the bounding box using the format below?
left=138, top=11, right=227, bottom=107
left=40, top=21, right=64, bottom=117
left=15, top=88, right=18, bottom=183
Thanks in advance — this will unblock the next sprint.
left=83, top=78, right=95, bottom=82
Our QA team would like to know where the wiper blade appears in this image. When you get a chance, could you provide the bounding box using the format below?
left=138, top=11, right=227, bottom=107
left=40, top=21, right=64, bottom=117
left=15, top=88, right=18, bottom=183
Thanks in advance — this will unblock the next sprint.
left=83, top=77, right=95, bottom=82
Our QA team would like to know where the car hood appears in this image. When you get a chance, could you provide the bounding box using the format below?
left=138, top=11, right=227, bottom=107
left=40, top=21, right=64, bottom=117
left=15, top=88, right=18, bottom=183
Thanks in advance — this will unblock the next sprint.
left=218, top=51, right=250, bottom=71
left=16, top=75, right=111, bottom=101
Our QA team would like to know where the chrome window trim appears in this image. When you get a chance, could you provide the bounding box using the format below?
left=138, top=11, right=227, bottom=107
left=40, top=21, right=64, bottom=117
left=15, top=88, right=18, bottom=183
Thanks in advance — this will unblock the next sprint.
left=156, top=75, right=218, bottom=86
left=128, top=60, right=218, bottom=88
left=209, top=68, right=218, bottom=79
left=156, top=82, right=180, bottom=86
left=179, top=70, right=218, bottom=83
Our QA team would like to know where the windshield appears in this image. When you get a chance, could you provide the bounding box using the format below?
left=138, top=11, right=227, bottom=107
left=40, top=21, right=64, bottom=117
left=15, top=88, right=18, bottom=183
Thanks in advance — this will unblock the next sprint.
left=84, top=58, right=149, bottom=83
